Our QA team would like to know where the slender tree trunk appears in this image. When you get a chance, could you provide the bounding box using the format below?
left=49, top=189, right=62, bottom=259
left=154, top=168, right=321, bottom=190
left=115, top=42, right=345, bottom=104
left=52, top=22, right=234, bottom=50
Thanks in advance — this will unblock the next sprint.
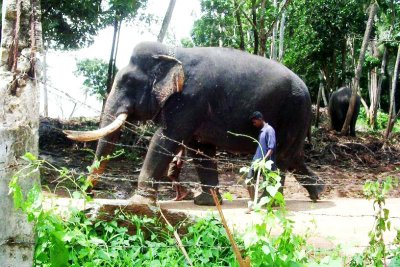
left=251, top=0, right=259, bottom=54
left=43, top=47, right=48, bottom=117
left=278, top=10, right=286, bottom=61
left=341, top=2, right=377, bottom=135
left=107, top=17, right=119, bottom=96
left=315, top=71, right=324, bottom=127
left=321, top=65, right=330, bottom=106
left=331, top=50, right=337, bottom=90
left=157, top=0, right=176, bottom=43
left=234, top=0, right=245, bottom=50
left=103, top=16, right=119, bottom=121
left=112, top=21, right=122, bottom=82
left=258, top=0, right=267, bottom=56
left=0, top=0, right=42, bottom=265
left=270, top=0, right=278, bottom=60
left=369, top=40, right=385, bottom=128
left=322, top=85, right=328, bottom=107
left=384, top=45, right=400, bottom=140
left=340, top=38, right=347, bottom=86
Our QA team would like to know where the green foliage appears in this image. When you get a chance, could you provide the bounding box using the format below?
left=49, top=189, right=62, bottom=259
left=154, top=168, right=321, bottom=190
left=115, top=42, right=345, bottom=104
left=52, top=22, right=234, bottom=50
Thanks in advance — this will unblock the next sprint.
left=9, top=153, right=238, bottom=266
left=357, top=107, right=400, bottom=132
left=75, top=58, right=111, bottom=100
left=40, top=0, right=148, bottom=50
left=41, top=0, right=105, bottom=49
left=104, top=0, right=147, bottom=24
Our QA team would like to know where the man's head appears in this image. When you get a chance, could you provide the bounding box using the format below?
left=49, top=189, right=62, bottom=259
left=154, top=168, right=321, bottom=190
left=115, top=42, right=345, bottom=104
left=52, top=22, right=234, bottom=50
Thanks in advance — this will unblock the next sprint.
left=249, top=111, right=264, bottom=128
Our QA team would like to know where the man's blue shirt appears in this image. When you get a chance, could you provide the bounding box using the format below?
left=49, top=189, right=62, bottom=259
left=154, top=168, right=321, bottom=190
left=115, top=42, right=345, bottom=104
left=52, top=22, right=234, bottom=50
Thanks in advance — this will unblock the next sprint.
left=253, top=123, right=276, bottom=162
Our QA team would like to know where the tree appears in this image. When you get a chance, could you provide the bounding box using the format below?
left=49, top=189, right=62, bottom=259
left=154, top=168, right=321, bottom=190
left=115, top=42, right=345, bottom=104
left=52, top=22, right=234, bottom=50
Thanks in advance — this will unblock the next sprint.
left=40, top=0, right=105, bottom=116
left=75, top=58, right=112, bottom=100
left=384, top=44, right=400, bottom=139
left=341, top=1, right=378, bottom=135
left=41, top=0, right=104, bottom=50
left=157, top=0, right=177, bottom=43
left=0, top=0, right=42, bottom=265
left=103, top=0, right=148, bottom=98
left=284, top=0, right=366, bottom=101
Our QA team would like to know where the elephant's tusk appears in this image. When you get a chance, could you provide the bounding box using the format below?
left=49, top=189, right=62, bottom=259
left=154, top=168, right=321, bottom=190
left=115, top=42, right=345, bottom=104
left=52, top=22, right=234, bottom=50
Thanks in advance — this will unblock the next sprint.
left=63, top=113, right=128, bottom=142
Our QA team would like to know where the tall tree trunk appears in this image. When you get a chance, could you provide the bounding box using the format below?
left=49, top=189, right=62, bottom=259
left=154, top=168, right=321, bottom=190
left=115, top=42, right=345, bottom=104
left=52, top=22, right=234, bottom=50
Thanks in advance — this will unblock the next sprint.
left=315, top=71, right=324, bottom=127
left=341, top=2, right=377, bottom=135
left=384, top=45, right=400, bottom=140
left=103, top=16, right=120, bottom=121
left=234, top=0, right=245, bottom=50
left=321, top=64, right=330, bottom=106
left=270, top=0, right=278, bottom=60
left=322, top=84, right=328, bottom=107
left=340, top=38, right=347, bottom=86
left=258, top=0, right=267, bottom=56
left=107, top=17, right=119, bottom=96
left=369, top=40, right=385, bottom=128
left=43, top=47, right=48, bottom=117
left=331, top=50, right=337, bottom=90
left=157, top=0, right=176, bottom=43
left=251, top=0, right=259, bottom=55
left=112, top=20, right=122, bottom=83
left=278, top=10, right=286, bottom=61
left=0, top=0, right=42, bottom=265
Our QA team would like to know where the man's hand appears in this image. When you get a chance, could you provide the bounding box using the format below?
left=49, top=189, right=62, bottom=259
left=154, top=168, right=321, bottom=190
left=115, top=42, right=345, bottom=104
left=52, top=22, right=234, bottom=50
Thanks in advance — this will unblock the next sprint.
left=265, top=149, right=273, bottom=160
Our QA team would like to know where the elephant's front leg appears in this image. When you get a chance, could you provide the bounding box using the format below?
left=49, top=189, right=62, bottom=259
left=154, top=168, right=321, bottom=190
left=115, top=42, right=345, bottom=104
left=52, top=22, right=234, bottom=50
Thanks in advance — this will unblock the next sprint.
left=134, top=127, right=182, bottom=201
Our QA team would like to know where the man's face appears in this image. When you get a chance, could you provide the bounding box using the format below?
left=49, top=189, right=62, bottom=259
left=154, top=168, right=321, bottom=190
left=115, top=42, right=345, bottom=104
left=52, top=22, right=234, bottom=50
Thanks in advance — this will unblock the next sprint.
left=252, top=119, right=263, bottom=128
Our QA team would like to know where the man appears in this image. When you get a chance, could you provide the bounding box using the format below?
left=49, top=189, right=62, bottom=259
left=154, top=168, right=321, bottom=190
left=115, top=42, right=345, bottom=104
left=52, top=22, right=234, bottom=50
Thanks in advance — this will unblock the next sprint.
left=167, top=147, right=189, bottom=201
left=247, top=111, right=277, bottom=199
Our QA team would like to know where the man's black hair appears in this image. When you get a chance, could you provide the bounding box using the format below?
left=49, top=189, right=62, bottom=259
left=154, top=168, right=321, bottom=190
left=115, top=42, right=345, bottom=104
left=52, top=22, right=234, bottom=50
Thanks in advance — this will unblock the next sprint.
left=249, top=111, right=264, bottom=120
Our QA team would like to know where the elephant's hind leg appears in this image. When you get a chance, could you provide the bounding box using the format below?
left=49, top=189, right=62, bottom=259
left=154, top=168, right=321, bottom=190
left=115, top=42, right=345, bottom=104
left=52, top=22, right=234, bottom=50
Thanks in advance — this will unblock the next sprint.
left=290, top=161, right=325, bottom=201
left=187, top=142, right=221, bottom=206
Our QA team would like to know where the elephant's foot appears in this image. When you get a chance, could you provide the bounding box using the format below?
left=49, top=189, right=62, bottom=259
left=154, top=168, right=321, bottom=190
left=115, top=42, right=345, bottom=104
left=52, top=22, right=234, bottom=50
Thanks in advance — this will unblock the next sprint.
left=127, top=194, right=156, bottom=205
left=305, top=183, right=325, bottom=202
left=194, top=191, right=222, bottom=206
left=128, top=188, right=157, bottom=205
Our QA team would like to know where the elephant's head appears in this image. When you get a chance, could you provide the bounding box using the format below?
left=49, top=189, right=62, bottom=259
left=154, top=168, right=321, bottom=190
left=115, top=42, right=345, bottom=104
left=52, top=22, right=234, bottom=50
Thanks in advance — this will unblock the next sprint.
left=64, top=42, right=185, bottom=185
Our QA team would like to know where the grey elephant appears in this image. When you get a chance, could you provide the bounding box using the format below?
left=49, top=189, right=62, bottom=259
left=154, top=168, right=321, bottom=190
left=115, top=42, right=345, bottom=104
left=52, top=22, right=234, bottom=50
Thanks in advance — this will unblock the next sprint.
left=65, top=42, right=325, bottom=205
left=328, top=87, right=361, bottom=136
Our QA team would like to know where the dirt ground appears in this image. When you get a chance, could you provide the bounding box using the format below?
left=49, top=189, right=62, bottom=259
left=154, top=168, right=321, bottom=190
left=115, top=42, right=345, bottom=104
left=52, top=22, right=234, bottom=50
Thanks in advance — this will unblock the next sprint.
left=39, top=110, right=400, bottom=201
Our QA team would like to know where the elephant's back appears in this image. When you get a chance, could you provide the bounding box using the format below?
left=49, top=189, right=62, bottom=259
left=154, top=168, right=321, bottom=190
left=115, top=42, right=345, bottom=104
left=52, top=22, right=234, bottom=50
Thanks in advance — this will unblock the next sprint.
left=178, top=47, right=311, bottom=156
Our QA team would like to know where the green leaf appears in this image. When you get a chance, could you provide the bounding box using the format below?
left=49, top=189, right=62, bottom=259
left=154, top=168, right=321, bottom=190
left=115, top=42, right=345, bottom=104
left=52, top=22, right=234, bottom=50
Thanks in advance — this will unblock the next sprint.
left=223, top=192, right=234, bottom=202
left=22, top=152, right=37, bottom=162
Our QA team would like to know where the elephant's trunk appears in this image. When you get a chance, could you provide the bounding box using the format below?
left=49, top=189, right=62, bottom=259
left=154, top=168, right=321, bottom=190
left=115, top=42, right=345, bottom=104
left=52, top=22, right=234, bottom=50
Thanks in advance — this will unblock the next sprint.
left=63, top=113, right=128, bottom=141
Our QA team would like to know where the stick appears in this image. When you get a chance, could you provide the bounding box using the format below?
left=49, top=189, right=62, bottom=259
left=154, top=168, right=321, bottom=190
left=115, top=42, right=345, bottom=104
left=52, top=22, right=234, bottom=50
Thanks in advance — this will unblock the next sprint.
left=210, top=189, right=251, bottom=267
left=253, top=168, right=262, bottom=205
left=158, top=205, right=193, bottom=267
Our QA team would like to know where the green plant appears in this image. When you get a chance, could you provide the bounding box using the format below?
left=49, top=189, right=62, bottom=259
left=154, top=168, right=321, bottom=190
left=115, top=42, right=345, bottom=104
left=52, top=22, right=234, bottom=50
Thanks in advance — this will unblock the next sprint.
left=350, top=177, right=399, bottom=267
left=357, top=107, right=400, bottom=132
left=9, top=153, right=240, bottom=266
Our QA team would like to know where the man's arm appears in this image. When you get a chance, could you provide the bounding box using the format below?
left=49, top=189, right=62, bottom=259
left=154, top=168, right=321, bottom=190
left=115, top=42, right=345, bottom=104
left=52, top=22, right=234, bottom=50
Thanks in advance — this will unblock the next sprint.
left=264, top=128, right=276, bottom=160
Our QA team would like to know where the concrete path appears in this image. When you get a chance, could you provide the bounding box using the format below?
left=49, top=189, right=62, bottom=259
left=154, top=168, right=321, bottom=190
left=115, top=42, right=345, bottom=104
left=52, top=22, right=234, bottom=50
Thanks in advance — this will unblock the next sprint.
left=160, top=198, right=400, bottom=254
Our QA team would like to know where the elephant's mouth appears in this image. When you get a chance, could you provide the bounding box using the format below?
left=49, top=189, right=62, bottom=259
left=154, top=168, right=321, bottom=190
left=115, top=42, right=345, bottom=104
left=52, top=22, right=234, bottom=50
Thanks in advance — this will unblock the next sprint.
left=63, top=113, right=128, bottom=142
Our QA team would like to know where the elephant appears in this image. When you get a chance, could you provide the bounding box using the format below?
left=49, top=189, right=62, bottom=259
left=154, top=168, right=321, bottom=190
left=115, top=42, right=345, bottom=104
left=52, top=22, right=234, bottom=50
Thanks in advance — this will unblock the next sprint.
left=64, top=42, right=325, bottom=206
left=328, top=87, right=360, bottom=136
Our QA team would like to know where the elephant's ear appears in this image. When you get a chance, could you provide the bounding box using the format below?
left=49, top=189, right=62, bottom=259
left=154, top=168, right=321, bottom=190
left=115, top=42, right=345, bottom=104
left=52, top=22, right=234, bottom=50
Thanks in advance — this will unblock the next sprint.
left=152, top=55, right=185, bottom=107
